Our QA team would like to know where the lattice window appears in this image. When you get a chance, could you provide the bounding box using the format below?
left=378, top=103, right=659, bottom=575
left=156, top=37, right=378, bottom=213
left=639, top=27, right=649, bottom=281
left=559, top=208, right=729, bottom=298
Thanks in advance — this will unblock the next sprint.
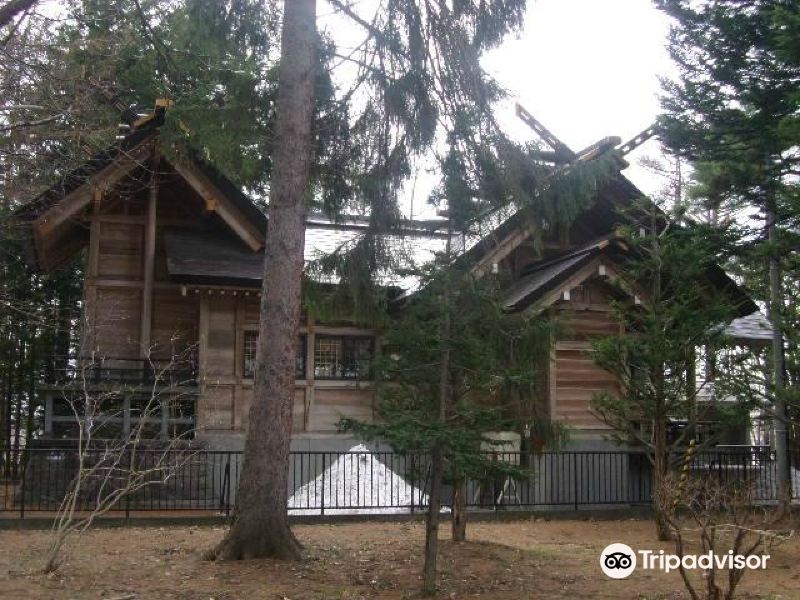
left=243, top=331, right=306, bottom=379
left=314, top=335, right=373, bottom=380
left=243, top=331, right=258, bottom=378
left=314, top=336, right=341, bottom=379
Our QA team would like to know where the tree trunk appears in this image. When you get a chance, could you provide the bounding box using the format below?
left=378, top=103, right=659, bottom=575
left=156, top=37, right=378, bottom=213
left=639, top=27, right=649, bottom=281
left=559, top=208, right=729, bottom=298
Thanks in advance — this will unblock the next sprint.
left=653, top=411, right=671, bottom=542
left=649, top=205, right=671, bottom=542
left=212, top=0, right=316, bottom=561
left=423, top=445, right=444, bottom=595
left=652, top=459, right=672, bottom=541
left=423, top=228, right=453, bottom=594
left=451, top=475, right=467, bottom=542
left=766, top=205, right=790, bottom=509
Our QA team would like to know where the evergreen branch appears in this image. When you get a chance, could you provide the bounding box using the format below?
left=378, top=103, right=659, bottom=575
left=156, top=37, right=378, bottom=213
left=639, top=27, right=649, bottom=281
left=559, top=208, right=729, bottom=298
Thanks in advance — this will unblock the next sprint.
left=327, top=0, right=412, bottom=61
left=0, top=0, right=36, bottom=29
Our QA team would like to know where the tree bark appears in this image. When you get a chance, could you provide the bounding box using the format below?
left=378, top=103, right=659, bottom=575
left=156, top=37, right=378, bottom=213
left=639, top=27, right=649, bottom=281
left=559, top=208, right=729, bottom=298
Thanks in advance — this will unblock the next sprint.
left=451, top=475, right=467, bottom=542
left=423, top=445, right=444, bottom=596
left=212, top=0, right=316, bottom=561
left=652, top=451, right=672, bottom=542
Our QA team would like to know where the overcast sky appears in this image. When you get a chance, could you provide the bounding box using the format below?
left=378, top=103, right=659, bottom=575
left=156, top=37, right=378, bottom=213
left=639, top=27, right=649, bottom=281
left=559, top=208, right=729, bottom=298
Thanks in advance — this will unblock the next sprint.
left=482, top=0, right=676, bottom=197
left=320, top=0, right=678, bottom=218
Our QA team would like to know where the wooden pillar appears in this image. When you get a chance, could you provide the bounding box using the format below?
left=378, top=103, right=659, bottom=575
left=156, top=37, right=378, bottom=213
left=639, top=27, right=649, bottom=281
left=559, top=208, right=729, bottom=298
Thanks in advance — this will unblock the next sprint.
left=140, top=161, right=158, bottom=358
left=304, top=312, right=314, bottom=432
left=79, top=216, right=101, bottom=358
left=196, top=295, right=209, bottom=435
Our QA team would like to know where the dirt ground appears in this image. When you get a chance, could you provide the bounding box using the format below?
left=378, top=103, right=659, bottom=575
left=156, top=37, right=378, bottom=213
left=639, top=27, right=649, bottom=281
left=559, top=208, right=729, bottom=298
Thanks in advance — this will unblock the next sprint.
left=0, top=517, right=797, bottom=599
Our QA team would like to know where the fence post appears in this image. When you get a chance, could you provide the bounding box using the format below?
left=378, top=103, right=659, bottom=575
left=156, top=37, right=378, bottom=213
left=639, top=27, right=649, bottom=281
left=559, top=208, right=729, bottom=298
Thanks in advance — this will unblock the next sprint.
left=573, top=453, right=579, bottom=511
left=320, top=454, right=326, bottom=516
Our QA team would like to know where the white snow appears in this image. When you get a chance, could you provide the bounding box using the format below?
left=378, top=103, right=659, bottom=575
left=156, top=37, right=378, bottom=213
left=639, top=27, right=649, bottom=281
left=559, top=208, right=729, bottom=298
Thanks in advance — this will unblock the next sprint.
left=288, top=444, right=432, bottom=515
left=794, top=468, right=800, bottom=499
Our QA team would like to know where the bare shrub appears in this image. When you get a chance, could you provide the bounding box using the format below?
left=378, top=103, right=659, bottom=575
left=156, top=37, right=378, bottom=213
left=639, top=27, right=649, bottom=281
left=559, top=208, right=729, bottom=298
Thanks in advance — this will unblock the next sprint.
left=43, top=346, right=198, bottom=573
left=659, top=472, right=793, bottom=600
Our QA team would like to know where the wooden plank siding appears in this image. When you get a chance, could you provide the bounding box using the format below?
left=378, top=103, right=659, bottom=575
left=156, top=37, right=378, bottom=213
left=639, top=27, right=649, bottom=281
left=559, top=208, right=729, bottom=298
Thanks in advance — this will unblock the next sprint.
left=548, top=278, right=620, bottom=433
left=195, top=292, right=375, bottom=436
left=76, top=169, right=377, bottom=440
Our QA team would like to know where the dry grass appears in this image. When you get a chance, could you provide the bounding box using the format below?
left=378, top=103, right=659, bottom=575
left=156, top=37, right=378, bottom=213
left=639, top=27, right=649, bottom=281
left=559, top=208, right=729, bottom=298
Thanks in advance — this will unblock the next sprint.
left=0, top=517, right=798, bottom=599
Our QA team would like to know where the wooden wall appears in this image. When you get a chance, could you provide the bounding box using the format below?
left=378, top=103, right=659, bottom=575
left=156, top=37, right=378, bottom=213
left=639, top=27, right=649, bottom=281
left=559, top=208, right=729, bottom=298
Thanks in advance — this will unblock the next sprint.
left=196, top=291, right=376, bottom=436
left=81, top=169, right=376, bottom=439
left=80, top=167, right=629, bottom=442
left=548, top=277, right=620, bottom=433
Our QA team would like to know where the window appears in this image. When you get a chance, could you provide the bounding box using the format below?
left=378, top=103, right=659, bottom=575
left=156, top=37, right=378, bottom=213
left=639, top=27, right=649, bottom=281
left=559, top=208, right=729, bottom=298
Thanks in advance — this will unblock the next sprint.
left=243, top=331, right=258, bottom=378
left=243, top=331, right=306, bottom=379
left=314, top=335, right=373, bottom=380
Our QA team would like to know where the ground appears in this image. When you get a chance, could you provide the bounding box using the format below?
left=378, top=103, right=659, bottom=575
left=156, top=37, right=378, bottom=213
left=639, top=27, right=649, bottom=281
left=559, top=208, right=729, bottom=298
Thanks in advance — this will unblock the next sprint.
left=0, top=517, right=798, bottom=599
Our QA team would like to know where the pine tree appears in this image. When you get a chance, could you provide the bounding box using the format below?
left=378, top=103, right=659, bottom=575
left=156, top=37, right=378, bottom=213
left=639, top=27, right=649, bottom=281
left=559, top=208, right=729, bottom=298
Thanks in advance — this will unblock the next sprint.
left=211, top=0, right=543, bottom=562
left=590, top=198, right=756, bottom=541
left=657, top=0, right=800, bottom=499
left=211, top=0, right=315, bottom=561
left=342, top=259, right=555, bottom=593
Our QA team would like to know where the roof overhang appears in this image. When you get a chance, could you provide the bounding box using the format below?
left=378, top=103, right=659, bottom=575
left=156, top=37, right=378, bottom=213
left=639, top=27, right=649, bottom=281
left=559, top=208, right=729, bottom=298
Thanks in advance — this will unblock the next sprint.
left=164, top=229, right=263, bottom=287
left=15, top=131, right=267, bottom=272
left=503, top=237, right=628, bottom=314
left=170, top=161, right=264, bottom=252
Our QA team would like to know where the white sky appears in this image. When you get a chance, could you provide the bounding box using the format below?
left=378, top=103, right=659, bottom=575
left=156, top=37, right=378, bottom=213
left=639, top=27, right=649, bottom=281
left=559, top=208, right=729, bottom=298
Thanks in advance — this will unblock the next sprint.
left=482, top=0, right=676, bottom=198
left=320, top=0, right=678, bottom=217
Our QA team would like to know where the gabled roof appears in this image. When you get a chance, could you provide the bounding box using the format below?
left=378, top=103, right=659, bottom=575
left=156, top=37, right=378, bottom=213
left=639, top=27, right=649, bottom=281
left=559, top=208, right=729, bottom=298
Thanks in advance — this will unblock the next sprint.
left=462, top=134, right=638, bottom=277
left=723, top=311, right=774, bottom=345
left=500, top=232, right=758, bottom=321
left=503, top=237, right=619, bottom=312
left=14, top=119, right=267, bottom=271
left=14, top=125, right=159, bottom=224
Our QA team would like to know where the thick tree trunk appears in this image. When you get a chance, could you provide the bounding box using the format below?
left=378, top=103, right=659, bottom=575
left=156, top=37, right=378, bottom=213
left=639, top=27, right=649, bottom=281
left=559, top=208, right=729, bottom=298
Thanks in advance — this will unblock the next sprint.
left=212, top=0, right=316, bottom=561
left=451, top=475, right=467, bottom=542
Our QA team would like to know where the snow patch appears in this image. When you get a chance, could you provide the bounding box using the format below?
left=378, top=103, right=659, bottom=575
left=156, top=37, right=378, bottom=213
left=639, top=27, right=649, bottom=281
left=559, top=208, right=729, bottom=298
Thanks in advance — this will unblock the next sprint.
left=288, top=444, right=432, bottom=515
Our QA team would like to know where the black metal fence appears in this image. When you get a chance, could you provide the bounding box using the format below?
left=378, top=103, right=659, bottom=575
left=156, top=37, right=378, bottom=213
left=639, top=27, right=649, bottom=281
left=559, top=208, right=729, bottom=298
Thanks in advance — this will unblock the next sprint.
left=0, top=447, right=795, bottom=518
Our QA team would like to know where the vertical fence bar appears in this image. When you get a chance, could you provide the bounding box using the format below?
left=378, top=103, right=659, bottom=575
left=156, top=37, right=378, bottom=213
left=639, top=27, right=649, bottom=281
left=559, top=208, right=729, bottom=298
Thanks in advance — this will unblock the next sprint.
left=410, top=455, right=415, bottom=514
left=572, top=452, right=578, bottom=511
left=320, top=453, right=326, bottom=516
left=224, top=455, right=231, bottom=517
